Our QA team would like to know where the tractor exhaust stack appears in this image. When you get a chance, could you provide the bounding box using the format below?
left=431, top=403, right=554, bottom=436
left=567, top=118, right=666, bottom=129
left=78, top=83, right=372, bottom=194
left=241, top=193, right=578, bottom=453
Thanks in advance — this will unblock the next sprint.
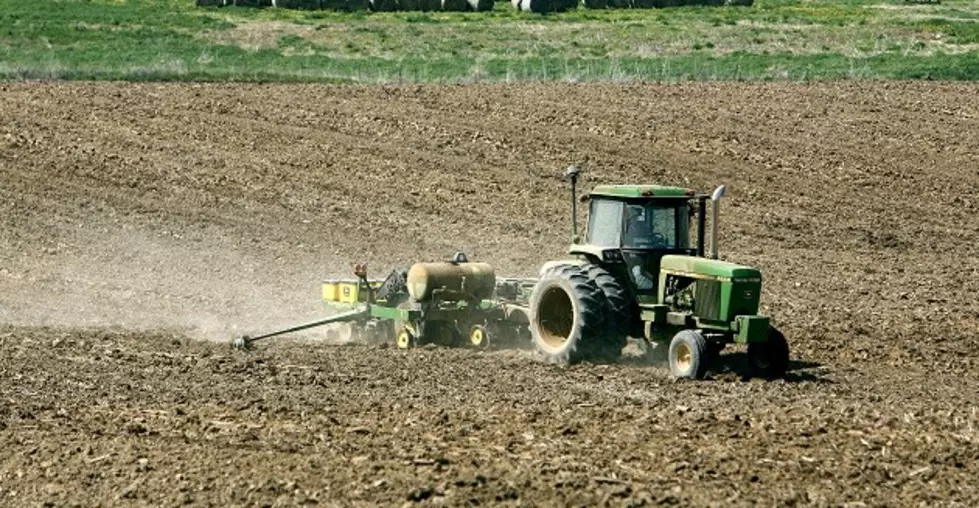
left=564, top=165, right=582, bottom=244
left=710, top=185, right=726, bottom=260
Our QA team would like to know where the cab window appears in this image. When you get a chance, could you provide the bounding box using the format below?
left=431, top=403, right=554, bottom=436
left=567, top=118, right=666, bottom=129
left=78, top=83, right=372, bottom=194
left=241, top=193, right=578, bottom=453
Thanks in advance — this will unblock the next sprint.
left=585, top=199, right=623, bottom=247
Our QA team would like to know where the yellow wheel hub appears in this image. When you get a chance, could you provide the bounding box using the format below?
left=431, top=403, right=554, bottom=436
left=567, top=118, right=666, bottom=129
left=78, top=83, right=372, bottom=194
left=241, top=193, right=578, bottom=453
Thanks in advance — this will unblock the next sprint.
left=396, top=329, right=413, bottom=349
left=470, top=325, right=486, bottom=347
left=675, top=343, right=692, bottom=373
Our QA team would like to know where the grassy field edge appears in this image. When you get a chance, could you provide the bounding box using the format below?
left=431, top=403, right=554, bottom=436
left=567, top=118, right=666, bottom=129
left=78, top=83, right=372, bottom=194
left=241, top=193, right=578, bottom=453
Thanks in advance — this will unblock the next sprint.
left=1, top=0, right=978, bottom=83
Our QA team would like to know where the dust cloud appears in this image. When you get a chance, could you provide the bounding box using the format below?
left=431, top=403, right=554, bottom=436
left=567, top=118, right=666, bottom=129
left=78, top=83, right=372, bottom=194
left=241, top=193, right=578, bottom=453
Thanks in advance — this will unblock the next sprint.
left=0, top=222, right=345, bottom=343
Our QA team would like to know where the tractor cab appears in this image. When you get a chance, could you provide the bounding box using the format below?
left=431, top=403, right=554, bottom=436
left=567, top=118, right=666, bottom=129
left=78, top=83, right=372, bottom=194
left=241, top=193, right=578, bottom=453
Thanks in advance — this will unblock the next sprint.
left=575, top=185, right=709, bottom=297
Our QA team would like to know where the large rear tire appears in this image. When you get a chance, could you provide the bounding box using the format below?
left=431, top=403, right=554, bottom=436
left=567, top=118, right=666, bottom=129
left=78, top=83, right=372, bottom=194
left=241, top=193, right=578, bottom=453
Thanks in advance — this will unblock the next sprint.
left=529, top=264, right=611, bottom=364
left=583, top=264, right=633, bottom=362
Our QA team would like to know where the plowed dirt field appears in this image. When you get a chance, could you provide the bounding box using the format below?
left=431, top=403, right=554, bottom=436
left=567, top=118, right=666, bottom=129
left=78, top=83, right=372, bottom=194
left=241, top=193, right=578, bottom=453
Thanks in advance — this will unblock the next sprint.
left=2, top=82, right=979, bottom=506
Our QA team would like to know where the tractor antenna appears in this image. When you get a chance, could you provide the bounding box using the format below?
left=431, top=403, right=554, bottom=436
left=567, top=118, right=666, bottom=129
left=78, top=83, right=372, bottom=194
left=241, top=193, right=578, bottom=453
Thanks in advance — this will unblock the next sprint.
left=564, top=165, right=581, bottom=244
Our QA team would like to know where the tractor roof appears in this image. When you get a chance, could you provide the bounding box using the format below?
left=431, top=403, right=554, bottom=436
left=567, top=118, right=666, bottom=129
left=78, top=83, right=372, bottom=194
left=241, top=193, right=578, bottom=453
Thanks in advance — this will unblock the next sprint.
left=589, top=185, right=698, bottom=199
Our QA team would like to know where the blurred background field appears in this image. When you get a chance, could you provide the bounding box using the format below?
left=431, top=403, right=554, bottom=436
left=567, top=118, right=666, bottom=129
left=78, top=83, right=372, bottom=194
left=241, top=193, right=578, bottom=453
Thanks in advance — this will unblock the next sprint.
left=1, top=0, right=978, bottom=83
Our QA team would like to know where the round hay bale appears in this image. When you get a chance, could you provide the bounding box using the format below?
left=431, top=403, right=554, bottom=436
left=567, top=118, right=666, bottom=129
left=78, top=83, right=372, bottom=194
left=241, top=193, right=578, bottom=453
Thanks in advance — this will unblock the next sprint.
left=276, top=0, right=321, bottom=8
left=336, top=0, right=370, bottom=9
left=442, top=0, right=469, bottom=10
left=369, top=0, right=398, bottom=10
left=514, top=0, right=571, bottom=12
left=524, top=0, right=547, bottom=11
left=468, top=0, right=494, bottom=10
left=401, top=0, right=439, bottom=9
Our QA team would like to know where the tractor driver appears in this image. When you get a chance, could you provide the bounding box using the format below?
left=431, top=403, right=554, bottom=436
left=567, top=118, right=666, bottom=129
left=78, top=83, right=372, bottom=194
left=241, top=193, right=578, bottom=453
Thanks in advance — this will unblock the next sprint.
left=632, top=264, right=655, bottom=291
left=623, top=205, right=671, bottom=249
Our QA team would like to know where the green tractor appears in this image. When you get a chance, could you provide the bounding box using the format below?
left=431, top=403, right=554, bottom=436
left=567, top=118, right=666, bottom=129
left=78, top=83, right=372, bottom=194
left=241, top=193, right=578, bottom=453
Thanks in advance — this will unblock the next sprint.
left=528, top=166, right=789, bottom=379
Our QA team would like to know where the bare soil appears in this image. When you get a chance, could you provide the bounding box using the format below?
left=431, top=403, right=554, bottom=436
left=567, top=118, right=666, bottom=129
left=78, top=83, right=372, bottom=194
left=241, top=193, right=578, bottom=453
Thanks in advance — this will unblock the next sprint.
left=1, top=81, right=978, bottom=506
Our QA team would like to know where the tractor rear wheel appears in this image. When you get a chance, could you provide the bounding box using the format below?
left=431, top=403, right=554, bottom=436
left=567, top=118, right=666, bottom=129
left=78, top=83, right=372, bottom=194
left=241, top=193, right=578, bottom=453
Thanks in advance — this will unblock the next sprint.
left=583, top=264, right=633, bottom=362
left=668, top=330, right=709, bottom=379
left=529, top=264, right=611, bottom=364
left=747, top=326, right=790, bottom=379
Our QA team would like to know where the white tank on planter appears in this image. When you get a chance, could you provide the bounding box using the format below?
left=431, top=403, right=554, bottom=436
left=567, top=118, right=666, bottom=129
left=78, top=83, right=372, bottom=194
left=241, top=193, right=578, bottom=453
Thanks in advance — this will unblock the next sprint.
left=513, top=0, right=576, bottom=11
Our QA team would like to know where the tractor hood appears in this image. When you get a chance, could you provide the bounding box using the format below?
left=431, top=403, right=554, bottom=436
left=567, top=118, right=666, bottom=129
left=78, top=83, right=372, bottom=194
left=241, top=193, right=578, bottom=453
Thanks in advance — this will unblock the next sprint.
left=659, top=255, right=761, bottom=281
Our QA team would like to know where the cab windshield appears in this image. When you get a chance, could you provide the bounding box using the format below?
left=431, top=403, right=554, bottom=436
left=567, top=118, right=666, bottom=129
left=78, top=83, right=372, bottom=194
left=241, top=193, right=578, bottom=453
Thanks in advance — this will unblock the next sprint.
left=622, top=202, right=690, bottom=249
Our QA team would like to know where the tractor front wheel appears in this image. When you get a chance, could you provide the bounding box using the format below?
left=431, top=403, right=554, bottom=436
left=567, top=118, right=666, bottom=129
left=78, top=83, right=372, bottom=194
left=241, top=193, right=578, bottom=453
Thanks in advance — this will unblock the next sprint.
left=747, top=326, right=790, bottom=379
left=668, top=330, right=709, bottom=379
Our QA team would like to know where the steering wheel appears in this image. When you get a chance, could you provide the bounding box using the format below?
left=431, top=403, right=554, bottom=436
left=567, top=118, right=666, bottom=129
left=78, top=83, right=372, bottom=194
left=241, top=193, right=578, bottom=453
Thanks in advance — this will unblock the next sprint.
left=631, top=232, right=667, bottom=248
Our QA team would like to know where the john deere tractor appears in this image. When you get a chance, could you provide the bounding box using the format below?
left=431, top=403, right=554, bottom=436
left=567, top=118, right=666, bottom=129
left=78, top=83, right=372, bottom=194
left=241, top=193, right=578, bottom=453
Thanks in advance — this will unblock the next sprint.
left=528, top=166, right=789, bottom=379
